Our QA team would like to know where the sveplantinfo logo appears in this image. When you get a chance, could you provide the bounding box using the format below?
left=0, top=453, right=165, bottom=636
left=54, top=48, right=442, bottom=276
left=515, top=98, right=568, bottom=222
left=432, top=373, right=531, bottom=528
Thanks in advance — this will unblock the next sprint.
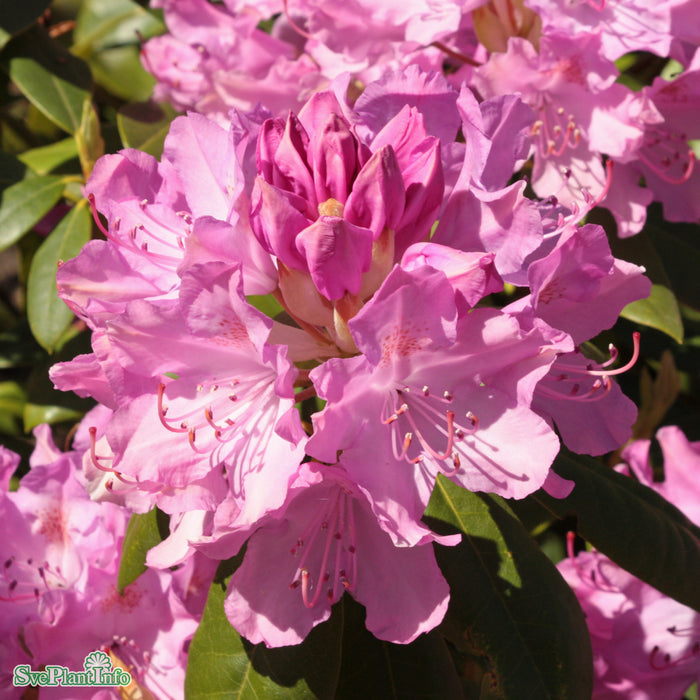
left=13, top=650, right=132, bottom=689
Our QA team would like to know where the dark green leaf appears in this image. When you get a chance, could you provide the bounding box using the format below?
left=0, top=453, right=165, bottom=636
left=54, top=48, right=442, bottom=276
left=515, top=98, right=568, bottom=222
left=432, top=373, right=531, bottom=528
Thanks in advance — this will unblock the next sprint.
left=534, top=448, right=700, bottom=612
left=26, top=201, right=91, bottom=352
left=644, top=209, right=700, bottom=311
left=84, top=45, right=156, bottom=102
left=117, top=101, right=179, bottom=158
left=0, top=0, right=51, bottom=49
left=2, top=25, right=92, bottom=134
left=335, top=596, right=464, bottom=700
left=118, top=508, right=169, bottom=593
left=0, top=175, right=65, bottom=252
left=621, top=284, right=683, bottom=343
left=425, top=476, right=593, bottom=699
left=186, top=568, right=343, bottom=700
left=0, top=152, right=28, bottom=192
left=0, top=324, right=44, bottom=369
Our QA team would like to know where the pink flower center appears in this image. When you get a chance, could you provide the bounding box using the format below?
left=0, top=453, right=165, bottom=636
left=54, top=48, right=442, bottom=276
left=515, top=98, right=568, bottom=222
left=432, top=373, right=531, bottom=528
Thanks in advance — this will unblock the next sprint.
left=1, top=555, right=67, bottom=609
left=288, top=488, right=358, bottom=608
left=88, top=193, right=190, bottom=270
left=532, top=100, right=581, bottom=159
left=638, top=125, right=696, bottom=184
left=382, top=383, right=478, bottom=476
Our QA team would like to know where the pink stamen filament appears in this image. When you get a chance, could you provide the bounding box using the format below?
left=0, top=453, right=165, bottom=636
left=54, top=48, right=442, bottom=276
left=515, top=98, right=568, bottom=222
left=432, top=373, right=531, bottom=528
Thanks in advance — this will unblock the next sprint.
left=291, top=491, right=357, bottom=607
left=282, top=0, right=313, bottom=40
left=88, top=427, right=138, bottom=484
left=638, top=148, right=695, bottom=185
left=554, top=333, right=640, bottom=378
left=383, top=387, right=477, bottom=474
left=302, top=505, right=339, bottom=609
left=87, top=194, right=184, bottom=267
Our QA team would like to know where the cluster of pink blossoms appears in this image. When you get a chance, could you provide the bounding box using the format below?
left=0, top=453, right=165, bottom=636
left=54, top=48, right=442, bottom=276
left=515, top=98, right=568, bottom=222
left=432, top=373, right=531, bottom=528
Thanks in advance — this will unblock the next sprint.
left=48, top=66, right=651, bottom=648
left=143, top=0, right=700, bottom=236
left=0, top=420, right=209, bottom=698
left=4, top=0, right=700, bottom=695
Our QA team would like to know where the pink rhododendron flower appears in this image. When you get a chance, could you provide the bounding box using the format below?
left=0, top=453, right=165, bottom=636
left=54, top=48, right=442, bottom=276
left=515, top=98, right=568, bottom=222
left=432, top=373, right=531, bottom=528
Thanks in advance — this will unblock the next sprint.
left=558, top=426, right=700, bottom=699
left=307, top=265, right=570, bottom=544
left=0, top=426, right=200, bottom=699
left=473, top=33, right=644, bottom=220
left=605, top=50, right=700, bottom=233
left=524, top=0, right=677, bottom=60
left=224, top=462, right=457, bottom=647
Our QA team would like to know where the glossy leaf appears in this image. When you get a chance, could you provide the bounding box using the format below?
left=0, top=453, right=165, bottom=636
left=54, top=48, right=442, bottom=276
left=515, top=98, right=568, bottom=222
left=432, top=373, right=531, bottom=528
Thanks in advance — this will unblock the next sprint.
left=23, top=402, right=85, bottom=430
left=3, top=25, right=92, bottom=134
left=72, top=0, right=163, bottom=101
left=0, top=0, right=51, bottom=49
left=117, top=101, right=179, bottom=158
left=73, top=0, right=163, bottom=53
left=26, top=202, right=91, bottom=352
left=118, top=508, right=169, bottom=593
left=621, top=283, right=683, bottom=343
left=425, top=476, right=593, bottom=699
left=0, top=175, right=65, bottom=253
left=534, top=448, right=700, bottom=612
left=186, top=567, right=343, bottom=700
left=18, top=138, right=80, bottom=176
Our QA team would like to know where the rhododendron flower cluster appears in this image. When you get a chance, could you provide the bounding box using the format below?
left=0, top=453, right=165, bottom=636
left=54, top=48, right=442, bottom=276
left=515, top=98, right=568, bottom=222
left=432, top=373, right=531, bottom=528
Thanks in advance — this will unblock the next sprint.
left=46, top=67, right=651, bottom=649
left=2, top=0, right=700, bottom=697
left=0, top=421, right=205, bottom=698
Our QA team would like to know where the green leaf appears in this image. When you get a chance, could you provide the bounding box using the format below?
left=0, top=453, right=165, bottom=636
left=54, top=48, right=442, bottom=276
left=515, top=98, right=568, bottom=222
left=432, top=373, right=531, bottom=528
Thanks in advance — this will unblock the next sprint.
left=73, top=0, right=164, bottom=55
left=425, top=476, right=593, bottom=699
left=186, top=567, right=343, bottom=700
left=84, top=45, right=156, bottom=102
left=72, top=0, right=164, bottom=101
left=534, top=448, right=700, bottom=613
left=621, top=284, right=684, bottom=343
left=117, top=101, right=179, bottom=158
left=0, top=175, right=65, bottom=253
left=118, top=508, right=169, bottom=593
left=2, top=25, right=92, bottom=134
left=334, top=597, right=464, bottom=700
left=0, top=0, right=51, bottom=49
left=23, top=402, right=85, bottom=430
left=0, top=381, right=27, bottom=435
left=644, top=209, right=700, bottom=312
left=75, top=99, right=104, bottom=178
left=0, top=324, right=44, bottom=369
left=26, top=201, right=91, bottom=352
left=248, top=294, right=285, bottom=319
left=18, top=138, right=80, bottom=175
